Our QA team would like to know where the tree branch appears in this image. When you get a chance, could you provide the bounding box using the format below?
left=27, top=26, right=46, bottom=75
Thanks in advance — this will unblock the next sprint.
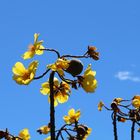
left=49, top=71, right=56, bottom=140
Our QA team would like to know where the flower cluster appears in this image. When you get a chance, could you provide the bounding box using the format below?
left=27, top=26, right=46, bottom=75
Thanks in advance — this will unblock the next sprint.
left=11, top=33, right=99, bottom=140
left=12, top=33, right=99, bottom=103
left=37, top=108, right=91, bottom=140
left=98, top=95, right=140, bottom=132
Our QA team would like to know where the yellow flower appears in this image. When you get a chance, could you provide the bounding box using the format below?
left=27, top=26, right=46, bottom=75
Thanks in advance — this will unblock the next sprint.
left=132, top=95, right=140, bottom=108
left=12, top=61, right=38, bottom=85
left=18, top=128, right=30, bottom=140
left=132, top=99, right=140, bottom=108
left=22, top=33, right=44, bottom=59
left=47, top=58, right=70, bottom=76
left=98, top=101, right=104, bottom=111
left=63, top=108, right=81, bottom=124
left=40, top=77, right=71, bottom=106
left=37, top=125, right=50, bottom=134
left=80, top=64, right=97, bottom=93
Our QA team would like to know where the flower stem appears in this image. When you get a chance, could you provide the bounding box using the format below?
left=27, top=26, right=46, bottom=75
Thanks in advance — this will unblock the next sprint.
left=34, top=69, right=50, bottom=80
left=131, top=121, right=135, bottom=140
left=40, top=48, right=60, bottom=58
left=49, top=71, right=55, bottom=140
left=113, top=112, right=118, bottom=140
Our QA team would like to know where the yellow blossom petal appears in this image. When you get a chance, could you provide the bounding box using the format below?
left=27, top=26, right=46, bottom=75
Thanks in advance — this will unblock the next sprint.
left=19, top=128, right=30, bottom=140
left=28, top=61, right=38, bottom=72
left=12, top=62, right=26, bottom=76
left=75, top=110, right=81, bottom=120
left=81, top=64, right=97, bottom=93
left=22, top=50, right=35, bottom=60
left=38, top=125, right=50, bottom=134
left=34, top=33, right=39, bottom=43
left=40, top=77, right=60, bottom=95
left=47, top=58, right=70, bottom=76
left=12, top=61, right=38, bottom=85
left=63, top=108, right=81, bottom=124
left=84, top=64, right=96, bottom=76
left=98, top=101, right=104, bottom=111
left=40, top=82, right=50, bottom=95
left=35, top=45, right=45, bottom=55
left=63, top=116, right=70, bottom=123
left=132, top=99, right=140, bottom=108
left=68, top=108, right=75, bottom=117
left=56, top=91, right=69, bottom=103
left=40, top=77, right=70, bottom=106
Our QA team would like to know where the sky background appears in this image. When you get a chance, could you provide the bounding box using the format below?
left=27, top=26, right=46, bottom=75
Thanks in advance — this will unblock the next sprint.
left=0, top=0, right=140, bottom=139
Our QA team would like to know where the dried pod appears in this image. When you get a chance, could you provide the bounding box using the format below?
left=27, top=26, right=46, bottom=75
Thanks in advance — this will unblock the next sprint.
left=117, top=116, right=126, bottom=122
left=87, top=46, right=99, bottom=60
left=66, top=59, right=83, bottom=77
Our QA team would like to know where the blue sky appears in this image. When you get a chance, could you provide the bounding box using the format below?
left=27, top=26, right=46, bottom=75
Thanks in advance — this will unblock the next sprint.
left=0, top=0, right=140, bottom=139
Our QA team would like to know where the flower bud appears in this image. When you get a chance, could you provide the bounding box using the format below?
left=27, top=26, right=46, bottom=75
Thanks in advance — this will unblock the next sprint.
left=66, top=59, right=83, bottom=77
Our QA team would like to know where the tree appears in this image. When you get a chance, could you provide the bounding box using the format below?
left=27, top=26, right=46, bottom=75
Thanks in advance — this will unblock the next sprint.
left=0, top=33, right=140, bottom=140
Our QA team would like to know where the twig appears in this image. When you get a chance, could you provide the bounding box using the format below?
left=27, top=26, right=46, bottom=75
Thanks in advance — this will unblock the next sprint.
left=61, top=54, right=88, bottom=59
left=40, top=48, right=60, bottom=58
left=34, top=69, right=50, bottom=80
left=60, top=132, right=64, bottom=140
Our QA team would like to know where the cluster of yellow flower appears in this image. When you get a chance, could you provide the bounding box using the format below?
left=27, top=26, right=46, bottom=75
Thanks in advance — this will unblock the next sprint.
left=98, top=95, right=140, bottom=133
left=36, top=108, right=91, bottom=140
left=98, top=96, right=140, bottom=112
left=18, top=108, right=91, bottom=140
left=12, top=33, right=98, bottom=106
left=12, top=33, right=99, bottom=140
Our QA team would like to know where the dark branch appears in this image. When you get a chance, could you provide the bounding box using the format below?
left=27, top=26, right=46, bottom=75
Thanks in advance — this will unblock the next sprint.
left=113, top=112, right=118, bottom=140
left=61, top=54, right=88, bottom=59
left=34, top=69, right=50, bottom=80
left=131, top=121, right=135, bottom=140
left=49, top=71, right=56, bottom=140
left=40, top=48, right=60, bottom=58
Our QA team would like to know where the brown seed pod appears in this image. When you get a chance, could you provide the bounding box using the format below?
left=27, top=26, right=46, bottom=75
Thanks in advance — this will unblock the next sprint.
left=87, top=46, right=99, bottom=60
left=66, top=59, right=83, bottom=77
